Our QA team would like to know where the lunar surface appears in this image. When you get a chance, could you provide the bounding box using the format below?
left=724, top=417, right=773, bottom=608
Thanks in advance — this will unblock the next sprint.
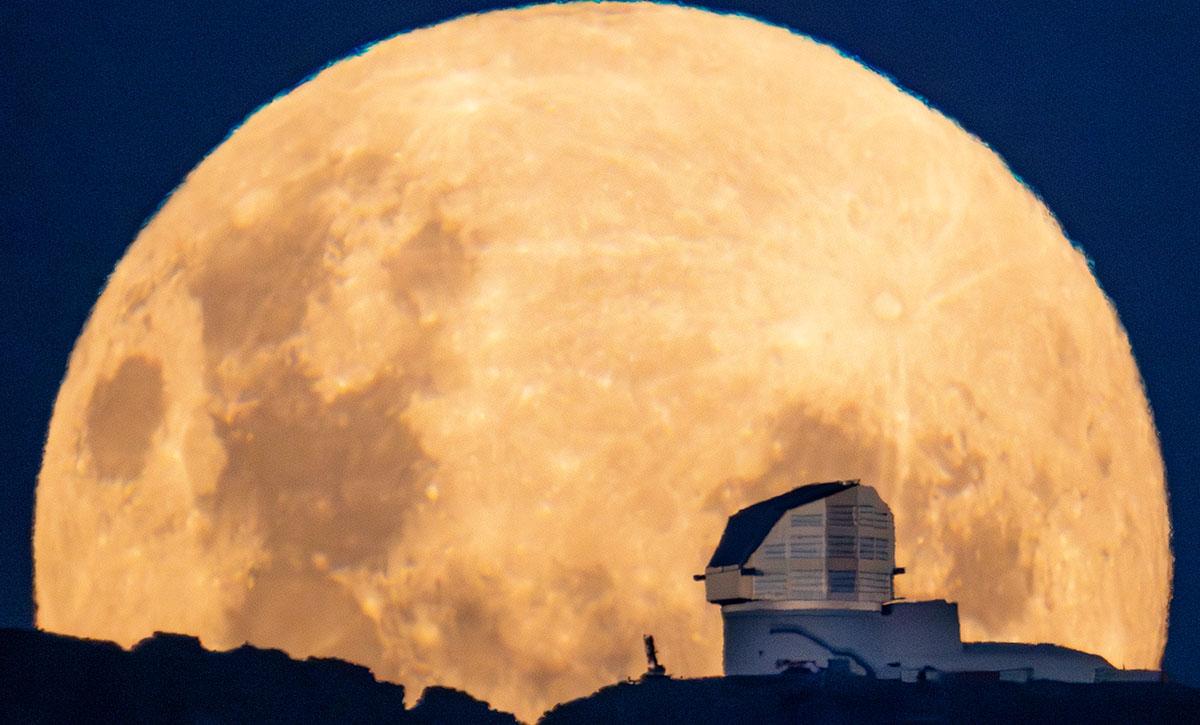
left=36, top=2, right=1170, bottom=718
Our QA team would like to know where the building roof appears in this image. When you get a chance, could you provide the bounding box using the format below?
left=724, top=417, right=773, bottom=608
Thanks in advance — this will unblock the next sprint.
left=961, top=642, right=1114, bottom=668
left=706, top=480, right=858, bottom=569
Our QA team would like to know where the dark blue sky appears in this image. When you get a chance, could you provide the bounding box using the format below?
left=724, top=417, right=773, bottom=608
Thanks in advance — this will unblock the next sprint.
left=2, top=0, right=1197, bottom=686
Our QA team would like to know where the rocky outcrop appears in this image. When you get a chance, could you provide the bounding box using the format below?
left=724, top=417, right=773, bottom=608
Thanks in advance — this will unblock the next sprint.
left=0, top=628, right=516, bottom=724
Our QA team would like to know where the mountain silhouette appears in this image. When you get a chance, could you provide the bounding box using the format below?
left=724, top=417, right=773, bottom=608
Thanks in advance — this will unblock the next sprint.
left=543, top=666, right=1200, bottom=724
left=0, top=628, right=516, bottom=724
left=3, top=628, right=1198, bottom=723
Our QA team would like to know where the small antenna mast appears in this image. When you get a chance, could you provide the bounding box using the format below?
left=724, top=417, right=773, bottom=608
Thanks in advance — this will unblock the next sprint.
left=642, top=634, right=667, bottom=678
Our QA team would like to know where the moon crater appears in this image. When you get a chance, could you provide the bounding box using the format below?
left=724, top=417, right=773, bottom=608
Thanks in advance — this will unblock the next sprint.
left=85, top=356, right=166, bottom=481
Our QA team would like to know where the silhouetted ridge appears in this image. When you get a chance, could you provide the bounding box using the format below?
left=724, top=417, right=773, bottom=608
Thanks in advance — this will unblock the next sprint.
left=5, top=629, right=1196, bottom=724
left=0, top=628, right=517, bottom=724
left=538, top=670, right=1200, bottom=724
left=411, top=686, right=517, bottom=724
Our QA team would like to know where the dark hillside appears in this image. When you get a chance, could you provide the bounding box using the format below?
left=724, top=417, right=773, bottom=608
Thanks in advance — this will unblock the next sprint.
left=540, top=670, right=1200, bottom=724
left=0, top=628, right=517, bottom=724
left=4, top=628, right=1197, bottom=724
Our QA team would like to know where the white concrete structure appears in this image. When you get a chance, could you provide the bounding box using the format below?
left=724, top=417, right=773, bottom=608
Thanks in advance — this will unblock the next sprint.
left=698, top=481, right=1151, bottom=683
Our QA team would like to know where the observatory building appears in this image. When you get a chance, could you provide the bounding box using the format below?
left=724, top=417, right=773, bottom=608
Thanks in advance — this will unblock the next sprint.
left=697, top=480, right=1158, bottom=683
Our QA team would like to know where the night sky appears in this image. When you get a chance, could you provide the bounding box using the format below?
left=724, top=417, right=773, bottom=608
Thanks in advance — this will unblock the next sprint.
left=2, top=0, right=1197, bottom=689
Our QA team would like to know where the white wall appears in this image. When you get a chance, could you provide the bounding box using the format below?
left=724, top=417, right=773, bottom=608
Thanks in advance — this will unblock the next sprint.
left=721, top=600, right=1111, bottom=682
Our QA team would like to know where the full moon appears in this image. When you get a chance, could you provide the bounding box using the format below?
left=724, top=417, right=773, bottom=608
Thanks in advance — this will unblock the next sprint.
left=35, top=2, right=1170, bottom=718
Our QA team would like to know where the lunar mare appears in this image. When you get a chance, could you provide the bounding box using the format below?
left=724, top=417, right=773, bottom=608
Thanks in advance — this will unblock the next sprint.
left=36, top=2, right=1169, bottom=718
